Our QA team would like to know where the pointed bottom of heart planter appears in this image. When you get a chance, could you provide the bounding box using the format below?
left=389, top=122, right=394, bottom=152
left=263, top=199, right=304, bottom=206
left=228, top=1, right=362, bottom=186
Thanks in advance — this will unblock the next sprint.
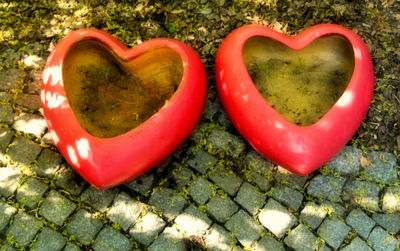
left=41, top=29, right=206, bottom=188
left=215, top=24, right=374, bottom=175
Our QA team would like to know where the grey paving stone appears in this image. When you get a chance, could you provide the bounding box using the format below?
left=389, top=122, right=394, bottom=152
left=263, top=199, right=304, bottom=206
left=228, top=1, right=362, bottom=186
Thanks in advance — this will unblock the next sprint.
left=92, top=227, right=133, bottom=251
left=364, top=151, right=398, bottom=184
left=0, top=168, right=23, bottom=197
left=55, top=165, right=86, bottom=196
left=175, top=205, right=212, bottom=237
left=12, top=113, right=47, bottom=138
left=129, top=212, right=166, bottom=246
left=284, top=224, right=321, bottom=251
left=271, top=185, right=303, bottom=211
left=203, top=99, right=222, bottom=122
left=254, top=235, right=285, bottom=251
left=66, top=209, right=103, bottom=245
left=124, top=173, right=154, bottom=195
left=0, top=69, right=26, bottom=91
left=16, top=177, right=48, bottom=209
left=244, top=150, right=273, bottom=191
left=0, top=92, right=12, bottom=102
left=317, top=218, right=351, bottom=249
left=234, top=182, right=266, bottom=215
left=209, top=164, right=242, bottom=196
left=245, top=150, right=274, bottom=173
left=258, top=198, right=297, bottom=238
left=372, top=213, right=400, bottom=233
left=30, top=70, right=42, bottom=83
left=206, top=194, right=238, bottom=223
left=188, top=176, right=212, bottom=205
left=307, top=175, right=346, bottom=201
left=212, top=103, right=231, bottom=127
left=107, top=192, right=142, bottom=231
left=31, top=149, right=62, bottom=179
left=81, top=186, right=118, bottom=212
left=7, top=136, right=42, bottom=167
left=341, top=237, right=373, bottom=251
left=274, top=165, right=308, bottom=190
left=148, top=187, right=186, bottom=220
left=30, top=228, right=66, bottom=251
left=29, top=71, right=41, bottom=82
left=244, top=172, right=271, bottom=193
left=28, top=82, right=41, bottom=95
left=62, top=243, right=81, bottom=251
left=345, top=209, right=375, bottom=239
left=170, top=163, right=193, bottom=190
left=0, top=201, right=17, bottom=233
left=0, top=128, right=13, bottom=154
left=6, top=212, right=43, bottom=247
left=300, top=202, right=327, bottom=230
left=15, top=94, right=41, bottom=110
left=154, top=156, right=172, bottom=174
left=204, top=224, right=236, bottom=251
left=0, top=104, right=15, bottom=125
left=39, top=190, right=76, bottom=226
left=189, top=122, right=209, bottom=145
left=321, top=201, right=346, bottom=217
left=343, top=180, right=381, bottom=211
left=40, top=131, right=54, bottom=146
left=382, top=186, right=400, bottom=213
left=187, top=149, right=217, bottom=174
left=367, top=226, right=399, bottom=251
left=326, top=146, right=362, bottom=176
left=0, top=244, right=17, bottom=251
left=206, top=128, right=246, bottom=158
left=225, top=210, right=263, bottom=247
left=148, top=226, right=186, bottom=251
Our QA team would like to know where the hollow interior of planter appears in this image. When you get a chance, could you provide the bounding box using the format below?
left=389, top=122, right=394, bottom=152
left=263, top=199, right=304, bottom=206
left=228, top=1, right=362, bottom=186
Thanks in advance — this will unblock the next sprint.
left=63, top=40, right=183, bottom=138
left=243, top=35, right=354, bottom=126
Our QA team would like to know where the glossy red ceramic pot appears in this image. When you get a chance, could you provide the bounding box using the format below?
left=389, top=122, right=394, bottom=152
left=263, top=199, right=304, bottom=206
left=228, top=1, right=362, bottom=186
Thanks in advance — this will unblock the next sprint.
left=215, top=24, right=373, bottom=175
left=41, top=29, right=207, bottom=188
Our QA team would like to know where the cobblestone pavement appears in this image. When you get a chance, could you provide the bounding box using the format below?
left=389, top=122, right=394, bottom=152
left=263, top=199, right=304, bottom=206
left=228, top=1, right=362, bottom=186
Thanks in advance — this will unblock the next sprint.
left=0, top=70, right=399, bottom=251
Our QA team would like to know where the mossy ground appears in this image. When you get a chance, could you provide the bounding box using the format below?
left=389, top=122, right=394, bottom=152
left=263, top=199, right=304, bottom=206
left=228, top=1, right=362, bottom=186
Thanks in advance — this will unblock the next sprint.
left=1, top=0, right=399, bottom=152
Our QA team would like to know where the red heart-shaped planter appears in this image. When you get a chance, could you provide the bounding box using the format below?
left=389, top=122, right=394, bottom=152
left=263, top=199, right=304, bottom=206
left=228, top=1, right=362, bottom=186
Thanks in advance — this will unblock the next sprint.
left=41, top=29, right=206, bottom=188
left=215, top=24, right=373, bottom=175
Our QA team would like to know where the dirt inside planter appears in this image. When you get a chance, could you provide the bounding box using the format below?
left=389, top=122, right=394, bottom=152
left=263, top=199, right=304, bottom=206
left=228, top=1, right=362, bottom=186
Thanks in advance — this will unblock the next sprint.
left=243, top=35, right=354, bottom=126
left=63, top=40, right=183, bottom=138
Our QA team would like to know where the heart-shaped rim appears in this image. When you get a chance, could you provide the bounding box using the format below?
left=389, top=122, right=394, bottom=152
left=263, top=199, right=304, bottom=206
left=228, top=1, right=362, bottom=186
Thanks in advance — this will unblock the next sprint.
left=215, top=24, right=374, bottom=175
left=41, top=29, right=207, bottom=188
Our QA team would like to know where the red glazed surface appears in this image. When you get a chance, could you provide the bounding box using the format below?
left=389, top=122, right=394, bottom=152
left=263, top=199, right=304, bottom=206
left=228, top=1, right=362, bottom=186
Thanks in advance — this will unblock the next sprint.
left=41, top=29, right=207, bottom=188
left=215, top=24, right=374, bottom=175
